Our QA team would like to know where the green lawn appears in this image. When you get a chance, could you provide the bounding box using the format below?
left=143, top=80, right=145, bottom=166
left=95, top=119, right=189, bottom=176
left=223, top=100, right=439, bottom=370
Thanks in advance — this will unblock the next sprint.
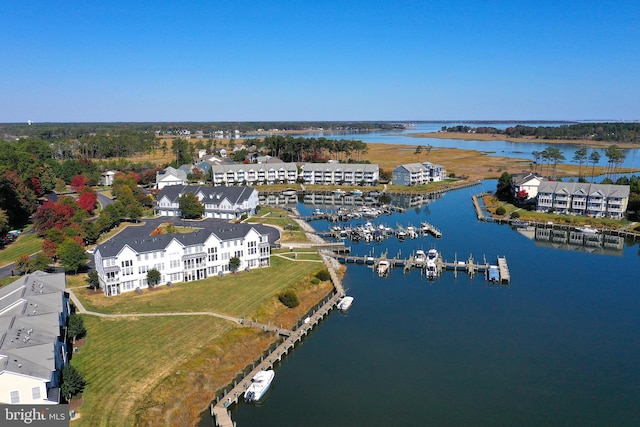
left=71, top=315, right=234, bottom=427
left=0, top=232, right=43, bottom=267
left=74, top=256, right=324, bottom=316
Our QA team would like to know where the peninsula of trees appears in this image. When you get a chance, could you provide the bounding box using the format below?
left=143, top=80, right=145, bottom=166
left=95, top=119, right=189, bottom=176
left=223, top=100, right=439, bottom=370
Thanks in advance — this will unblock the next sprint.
left=441, top=123, right=640, bottom=143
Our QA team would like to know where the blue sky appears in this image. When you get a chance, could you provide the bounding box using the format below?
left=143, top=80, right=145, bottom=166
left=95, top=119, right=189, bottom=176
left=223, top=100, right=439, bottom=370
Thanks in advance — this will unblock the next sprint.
left=1, top=0, right=639, bottom=122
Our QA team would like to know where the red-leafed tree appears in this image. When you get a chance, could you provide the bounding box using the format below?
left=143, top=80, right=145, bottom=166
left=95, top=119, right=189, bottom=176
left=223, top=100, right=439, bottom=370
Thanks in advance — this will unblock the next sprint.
left=71, top=175, right=89, bottom=193
left=30, top=176, right=43, bottom=197
left=516, top=189, right=529, bottom=202
left=33, top=201, right=75, bottom=235
left=77, top=189, right=98, bottom=212
left=42, top=238, right=58, bottom=258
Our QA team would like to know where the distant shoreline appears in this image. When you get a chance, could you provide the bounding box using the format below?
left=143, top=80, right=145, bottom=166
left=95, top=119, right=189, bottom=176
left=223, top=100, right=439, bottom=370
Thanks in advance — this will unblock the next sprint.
left=405, top=131, right=640, bottom=149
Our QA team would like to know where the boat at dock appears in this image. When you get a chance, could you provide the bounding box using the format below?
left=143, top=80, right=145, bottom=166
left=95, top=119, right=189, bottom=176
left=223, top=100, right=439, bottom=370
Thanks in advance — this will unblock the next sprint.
left=414, top=250, right=427, bottom=267
left=377, top=260, right=390, bottom=276
left=487, top=265, right=500, bottom=282
left=575, top=225, right=599, bottom=234
left=424, top=249, right=439, bottom=279
left=337, top=296, right=354, bottom=311
left=244, top=370, right=275, bottom=402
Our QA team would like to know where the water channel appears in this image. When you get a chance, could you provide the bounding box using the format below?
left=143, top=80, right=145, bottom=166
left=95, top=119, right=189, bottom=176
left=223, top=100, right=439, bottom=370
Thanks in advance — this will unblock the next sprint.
left=201, top=181, right=640, bottom=427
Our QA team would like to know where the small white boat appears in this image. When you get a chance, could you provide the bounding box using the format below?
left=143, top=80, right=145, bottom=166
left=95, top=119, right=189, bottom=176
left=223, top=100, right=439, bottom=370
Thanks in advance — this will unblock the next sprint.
left=377, top=260, right=390, bottom=276
left=575, top=225, right=598, bottom=234
left=350, top=189, right=363, bottom=197
left=427, top=249, right=438, bottom=261
left=332, top=189, right=346, bottom=196
left=244, top=370, right=275, bottom=402
left=337, top=296, right=354, bottom=311
left=414, top=250, right=426, bottom=267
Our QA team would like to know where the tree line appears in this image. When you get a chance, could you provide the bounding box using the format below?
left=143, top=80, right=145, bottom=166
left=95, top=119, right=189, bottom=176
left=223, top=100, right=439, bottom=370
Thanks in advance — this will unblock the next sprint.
left=253, top=135, right=369, bottom=163
left=442, top=123, right=640, bottom=143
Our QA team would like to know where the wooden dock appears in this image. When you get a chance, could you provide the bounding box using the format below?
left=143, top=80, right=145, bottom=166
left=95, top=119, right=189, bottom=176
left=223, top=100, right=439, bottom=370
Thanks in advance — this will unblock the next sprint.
left=211, top=255, right=344, bottom=427
left=334, top=252, right=510, bottom=283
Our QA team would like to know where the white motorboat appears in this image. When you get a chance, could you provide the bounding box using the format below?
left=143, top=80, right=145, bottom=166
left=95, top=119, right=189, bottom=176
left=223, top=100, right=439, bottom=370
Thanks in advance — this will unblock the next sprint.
left=244, top=370, right=275, bottom=402
left=427, top=249, right=438, bottom=261
left=575, top=225, right=598, bottom=234
left=337, top=296, right=354, bottom=311
left=377, top=260, right=390, bottom=276
left=425, top=249, right=438, bottom=279
left=414, top=250, right=426, bottom=267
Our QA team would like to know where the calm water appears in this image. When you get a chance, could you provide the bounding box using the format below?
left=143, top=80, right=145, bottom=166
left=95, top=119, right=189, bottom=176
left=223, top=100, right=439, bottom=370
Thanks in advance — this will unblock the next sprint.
left=201, top=183, right=640, bottom=427
left=250, top=122, right=640, bottom=169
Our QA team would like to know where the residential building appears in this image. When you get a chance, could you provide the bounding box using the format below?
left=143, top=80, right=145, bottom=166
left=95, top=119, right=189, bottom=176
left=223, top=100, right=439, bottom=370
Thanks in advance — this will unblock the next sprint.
left=301, top=163, right=379, bottom=185
left=0, top=271, right=70, bottom=405
left=94, top=222, right=274, bottom=296
left=101, top=170, right=116, bottom=186
left=511, top=173, right=544, bottom=200
left=210, top=163, right=298, bottom=186
left=536, top=181, right=630, bottom=218
left=392, top=162, right=446, bottom=186
left=156, top=185, right=259, bottom=219
left=155, top=166, right=188, bottom=189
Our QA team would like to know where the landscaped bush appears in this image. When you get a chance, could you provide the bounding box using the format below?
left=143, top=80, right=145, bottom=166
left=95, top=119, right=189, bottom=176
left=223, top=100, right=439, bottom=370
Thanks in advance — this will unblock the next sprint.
left=310, top=278, right=320, bottom=285
left=496, top=206, right=506, bottom=215
left=315, top=269, right=331, bottom=281
left=278, top=289, right=299, bottom=308
left=510, top=211, right=520, bottom=219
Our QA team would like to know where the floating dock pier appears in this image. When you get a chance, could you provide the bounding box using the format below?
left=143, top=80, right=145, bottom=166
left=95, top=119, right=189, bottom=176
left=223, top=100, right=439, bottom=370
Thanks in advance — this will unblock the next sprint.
left=333, top=252, right=511, bottom=283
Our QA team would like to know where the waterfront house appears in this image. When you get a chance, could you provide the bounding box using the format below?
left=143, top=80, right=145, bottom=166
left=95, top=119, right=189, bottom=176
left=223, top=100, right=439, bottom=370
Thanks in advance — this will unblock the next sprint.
left=301, top=163, right=379, bottom=186
left=155, top=166, right=188, bottom=189
left=0, top=271, right=70, bottom=404
left=536, top=181, right=630, bottom=219
left=156, top=185, right=259, bottom=219
left=511, top=173, right=544, bottom=200
left=94, top=222, right=273, bottom=296
left=392, top=162, right=446, bottom=186
left=210, top=163, right=298, bottom=186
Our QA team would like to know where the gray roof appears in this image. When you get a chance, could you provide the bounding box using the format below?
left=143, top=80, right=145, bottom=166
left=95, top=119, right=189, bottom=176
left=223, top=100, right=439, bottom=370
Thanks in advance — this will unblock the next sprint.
left=210, top=162, right=298, bottom=174
left=302, top=163, right=378, bottom=172
left=157, top=185, right=257, bottom=205
left=537, top=180, right=630, bottom=198
left=96, top=220, right=276, bottom=258
left=0, top=271, right=67, bottom=381
left=394, top=163, right=426, bottom=173
left=156, top=166, right=187, bottom=181
left=512, top=173, right=543, bottom=186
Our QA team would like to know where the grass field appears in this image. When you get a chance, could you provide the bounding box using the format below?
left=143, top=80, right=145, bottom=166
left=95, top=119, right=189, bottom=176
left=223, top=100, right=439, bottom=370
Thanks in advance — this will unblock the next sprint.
left=73, top=256, right=324, bottom=317
left=0, top=232, right=43, bottom=267
left=70, top=315, right=235, bottom=427
left=70, top=253, right=333, bottom=426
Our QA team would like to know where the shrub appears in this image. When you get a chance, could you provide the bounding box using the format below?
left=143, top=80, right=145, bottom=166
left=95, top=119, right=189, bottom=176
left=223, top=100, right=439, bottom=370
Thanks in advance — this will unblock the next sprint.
left=495, top=206, right=506, bottom=215
left=310, top=278, right=320, bottom=285
left=510, top=211, right=520, bottom=219
left=278, top=289, right=299, bottom=308
left=315, top=269, right=331, bottom=281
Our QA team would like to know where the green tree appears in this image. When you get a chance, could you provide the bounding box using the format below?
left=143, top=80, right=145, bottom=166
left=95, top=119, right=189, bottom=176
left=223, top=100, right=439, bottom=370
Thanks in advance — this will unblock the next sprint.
left=229, top=257, right=241, bottom=273
left=496, top=172, right=512, bottom=197
left=30, top=253, right=50, bottom=272
left=58, top=239, right=88, bottom=274
left=589, top=150, right=601, bottom=182
left=171, top=138, right=192, bottom=165
left=179, top=193, right=204, bottom=219
left=68, top=314, right=86, bottom=344
left=413, top=145, right=423, bottom=161
left=61, top=364, right=86, bottom=401
left=147, top=268, right=161, bottom=287
left=572, top=148, right=588, bottom=179
left=0, top=208, right=9, bottom=236
left=86, top=270, right=100, bottom=290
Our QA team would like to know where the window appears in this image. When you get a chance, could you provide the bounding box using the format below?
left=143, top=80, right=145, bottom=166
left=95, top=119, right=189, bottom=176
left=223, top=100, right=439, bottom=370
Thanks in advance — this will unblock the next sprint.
left=208, top=247, right=218, bottom=261
left=10, top=390, right=20, bottom=404
left=32, top=387, right=41, bottom=400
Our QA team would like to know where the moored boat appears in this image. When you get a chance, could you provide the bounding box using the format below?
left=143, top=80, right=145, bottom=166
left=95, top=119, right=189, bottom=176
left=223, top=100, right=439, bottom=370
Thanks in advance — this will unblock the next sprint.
left=337, top=296, right=354, bottom=311
left=575, top=225, right=598, bottom=234
left=377, top=260, right=390, bottom=276
left=244, top=370, right=275, bottom=402
left=414, top=250, right=427, bottom=267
